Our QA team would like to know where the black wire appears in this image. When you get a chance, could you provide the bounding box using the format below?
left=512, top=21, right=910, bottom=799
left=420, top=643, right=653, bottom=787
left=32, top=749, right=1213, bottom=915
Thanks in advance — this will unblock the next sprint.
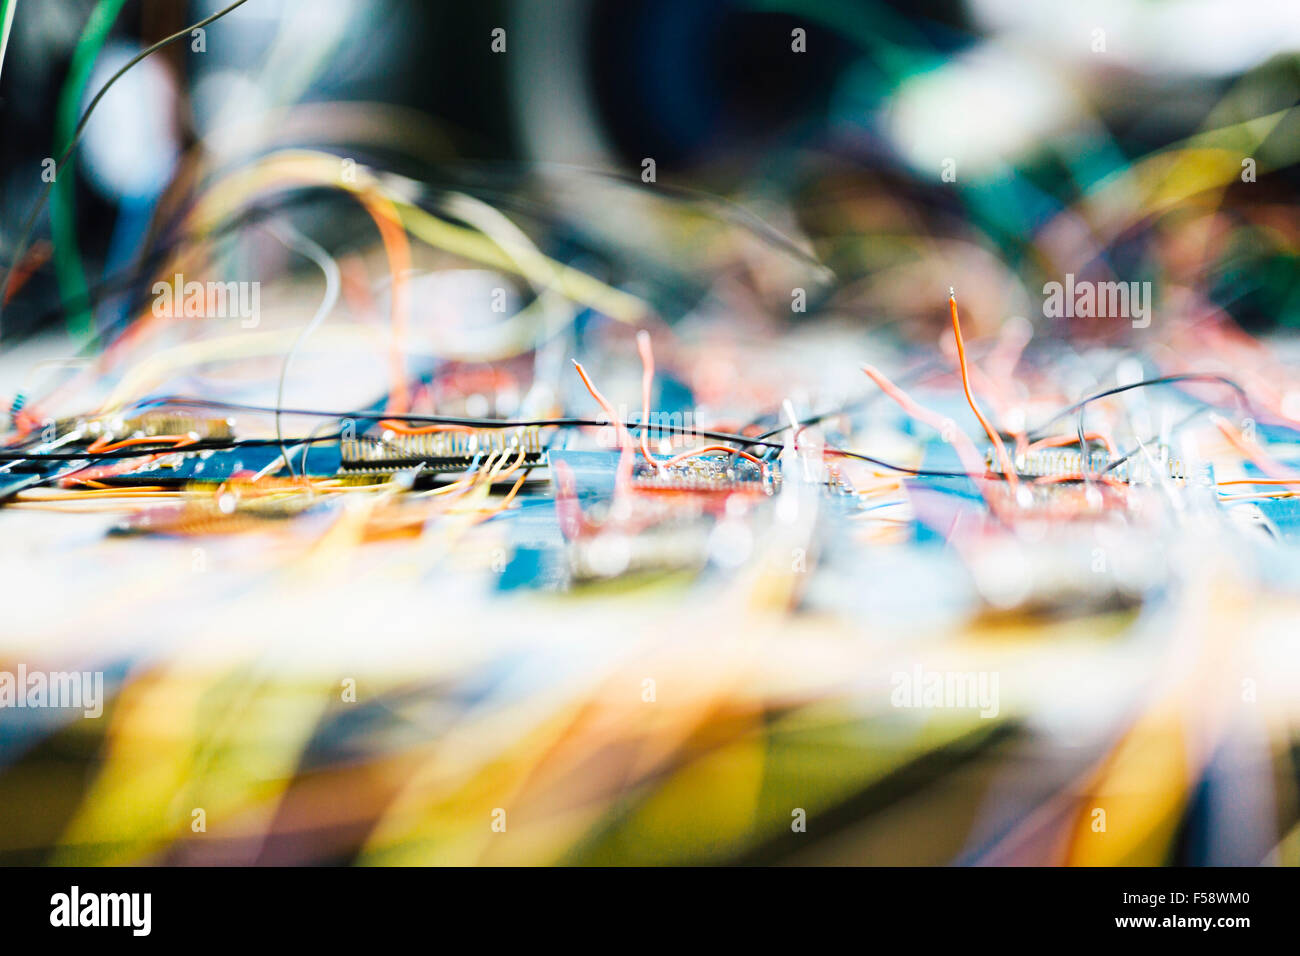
left=820, top=449, right=975, bottom=478
left=1100, top=405, right=1213, bottom=476
left=0, top=433, right=343, bottom=462
left=1027, top=373, right=1250, bottom=441
left=1077, top=406, right=1092, bottom=481
left=744, top=350, right=1003, bottom=446
left=742, top=371, right=1252, bottom=480
left=17, top=397, right=978, bottom=478
left=0, top=0, right=253, bottom=331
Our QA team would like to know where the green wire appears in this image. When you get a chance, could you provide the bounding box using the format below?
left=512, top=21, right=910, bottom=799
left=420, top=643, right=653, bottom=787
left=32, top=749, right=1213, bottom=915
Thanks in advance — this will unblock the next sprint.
left=50, top=0, right=129, bottom=343
left=0, top=0, right=250, bottom=345
left=0, top=0, right=18, bottom=84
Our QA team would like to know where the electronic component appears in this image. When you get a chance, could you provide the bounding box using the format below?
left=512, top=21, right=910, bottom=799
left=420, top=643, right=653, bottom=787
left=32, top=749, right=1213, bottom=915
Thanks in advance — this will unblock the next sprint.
left=111, top=481, right=324, bottom=535
left=58, top=412, right=236, bottom=444
left=338, top=427, right=546, bottom=476
left=630, top=456, right=777, bottom=495
left=991, top=446, right=1212, bottom=486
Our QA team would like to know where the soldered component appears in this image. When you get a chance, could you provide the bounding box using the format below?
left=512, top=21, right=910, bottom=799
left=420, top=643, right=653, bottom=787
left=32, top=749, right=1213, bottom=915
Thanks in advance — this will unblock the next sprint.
left=60, top=412, right=235, bottom=444
left=111, top=480, right=322, bottom=535
left=630, top=456, right=777, bottom=495
left=339, top=426, right=546, bottom=475
left=120, top=413, right=234, bottom=440
left=990, top=445, right=1211, bottom=485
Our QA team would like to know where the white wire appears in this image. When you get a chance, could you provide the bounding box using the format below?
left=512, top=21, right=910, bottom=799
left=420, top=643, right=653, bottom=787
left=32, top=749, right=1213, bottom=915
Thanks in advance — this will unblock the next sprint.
left=267, top=221, right=341, bottom=478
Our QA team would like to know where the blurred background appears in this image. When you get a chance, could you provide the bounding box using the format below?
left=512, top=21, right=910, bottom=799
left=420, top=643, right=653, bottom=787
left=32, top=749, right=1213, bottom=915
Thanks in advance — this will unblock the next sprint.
left=5, top=0, right=1298, bottom=343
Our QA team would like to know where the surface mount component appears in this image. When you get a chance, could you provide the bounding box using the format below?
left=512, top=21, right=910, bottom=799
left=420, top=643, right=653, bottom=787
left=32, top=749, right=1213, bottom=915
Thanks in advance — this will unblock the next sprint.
left=338, top=426, right=546, bottom=476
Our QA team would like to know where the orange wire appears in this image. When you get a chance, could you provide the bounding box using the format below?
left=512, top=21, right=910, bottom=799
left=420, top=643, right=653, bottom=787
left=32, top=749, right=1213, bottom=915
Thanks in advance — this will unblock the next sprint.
left=37, top=178, right=413, bottom=421
left=376, top=419, right=477, bottom=435
left=658, top=444, right=767, bottom=476
left=357, top=189, right=412, bottom=415
left=948, top=291, right=1018, bottom=487
left=860, top=363, right=991, bottom=485
left=1216, top=477, right=1300, bottom=486
left=572, top=358, right=636, bottom=493
left=64, top=434, right=199, bottom=486
left=478, top=469, right=531, bottom=518
left=1211, top=414, right=1296, bottom=480
left=86, top=434, right=198, bottom=454
left=635, top=330, right=661, bottom=470
left=3, top=241, right=51, bottom=305
left=1033, top=473, right=1127, bottom=488
left=1025, top=432, right=1117, bottom=457
left=490, top=442, right=533, bottom=483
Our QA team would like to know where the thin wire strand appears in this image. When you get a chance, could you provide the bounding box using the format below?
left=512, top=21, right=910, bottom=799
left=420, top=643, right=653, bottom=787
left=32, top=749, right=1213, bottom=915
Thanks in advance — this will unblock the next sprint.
left=266, top=222, right=341, bottom=479
left=948, top=290, right=1017, bottom=487
left=0, top=0, right=252, bottom=336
